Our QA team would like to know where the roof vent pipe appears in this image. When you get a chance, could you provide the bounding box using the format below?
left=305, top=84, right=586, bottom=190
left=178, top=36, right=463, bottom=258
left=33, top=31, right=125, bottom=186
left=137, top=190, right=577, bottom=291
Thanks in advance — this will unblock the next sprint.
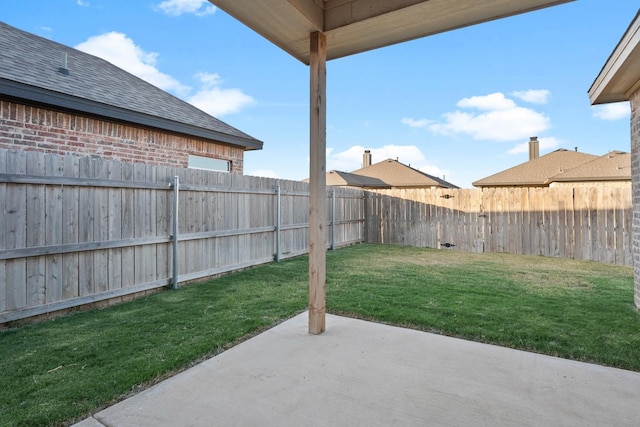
left=528, top=136, right=539, bottom=160
left=363, top=150, right=372, bottom=167
left=58, top=52, right=69, bottom=75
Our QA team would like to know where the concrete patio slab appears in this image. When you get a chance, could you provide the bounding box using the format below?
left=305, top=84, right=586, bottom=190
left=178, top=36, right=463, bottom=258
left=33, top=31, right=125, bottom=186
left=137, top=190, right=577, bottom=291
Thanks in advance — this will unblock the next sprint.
left=76, top=312, right=640, bottom=426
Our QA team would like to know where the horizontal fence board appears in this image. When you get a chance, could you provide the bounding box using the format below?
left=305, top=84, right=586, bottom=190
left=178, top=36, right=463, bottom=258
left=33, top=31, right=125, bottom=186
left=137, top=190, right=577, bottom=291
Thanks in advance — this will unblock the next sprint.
left=0, top=173, right=173, bottom=189
left=0, top=278, right=171, bottom=324
left=0, top=236, right=173, bottom=260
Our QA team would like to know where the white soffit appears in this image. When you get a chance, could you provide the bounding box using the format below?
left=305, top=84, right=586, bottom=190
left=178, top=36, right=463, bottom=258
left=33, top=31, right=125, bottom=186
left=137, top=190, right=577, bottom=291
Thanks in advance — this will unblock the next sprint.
left=589, top=10, right=640, bottom=105
left=209, top=0, right=574, bottom=64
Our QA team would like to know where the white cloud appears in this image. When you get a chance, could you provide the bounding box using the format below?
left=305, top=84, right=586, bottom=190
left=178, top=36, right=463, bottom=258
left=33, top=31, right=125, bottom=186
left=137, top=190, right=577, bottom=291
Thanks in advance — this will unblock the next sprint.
left=326, top=144, right=449, bottom=180
left=75, top=32, right=191, bottom=96
left=156, top=0, right=216, bottom=16
left=401, top=117, right=432, bottom=128
left=429, top=92, right=550, bottom=141
left=457, top=92, right=516, bottom=111
left=187, top=72, right=255, bottom=116
left=507, top=136, right=562, bottom=155
left=511, top=89, right=551, bottom=104
left=327, top=145, right=367, bottom=171
left=76, top=33, right=254, bottom=117
left=592, top=102, right=630, bottom=121
left=195, top=72, right=223, bottom=87
left=77, top=0, right=89, bottom=6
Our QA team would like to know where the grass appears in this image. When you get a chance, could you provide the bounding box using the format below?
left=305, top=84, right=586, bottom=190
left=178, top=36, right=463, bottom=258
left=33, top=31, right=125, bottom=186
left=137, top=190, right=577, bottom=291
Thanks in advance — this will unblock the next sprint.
left=1, top=243, right=639, bottom=426
left=326, top=245, right=640, bottom=368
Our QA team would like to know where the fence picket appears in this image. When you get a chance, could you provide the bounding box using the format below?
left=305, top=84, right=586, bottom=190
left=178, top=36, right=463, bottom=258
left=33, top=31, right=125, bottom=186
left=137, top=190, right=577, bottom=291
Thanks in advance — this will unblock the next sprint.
left=78, top=156, right=94, bottom=297
left=45, top=153, right=64, bottom=303
left=25, top=151, right=46, bottom=307
left=62, top=154, right=80, bottom=299
left=107, top=160, right=123, bottom=293
left=6, top=150, right=27, bottom=310
left=93, top=157, right=110, bottom=295
left=120, top=161, right=135, bottom=289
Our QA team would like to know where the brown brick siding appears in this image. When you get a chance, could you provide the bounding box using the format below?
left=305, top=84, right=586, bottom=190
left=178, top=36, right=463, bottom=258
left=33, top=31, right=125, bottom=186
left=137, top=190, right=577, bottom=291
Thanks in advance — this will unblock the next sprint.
left=631, top=89, right=640, bottom=309
left=0, top=99, right=244, bottom=173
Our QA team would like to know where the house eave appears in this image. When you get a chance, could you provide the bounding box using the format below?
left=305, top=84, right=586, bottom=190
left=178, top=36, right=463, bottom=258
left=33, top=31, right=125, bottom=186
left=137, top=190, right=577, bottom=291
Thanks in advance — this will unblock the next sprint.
left=0, top=79, right=264, bottom=151
left=550, top=176, right=631, bottom=183
left=589, top=9, right=640, bottom=105
left=211, top=0, right=574, bottom=65
left=473, top=181, right=547, bottom=188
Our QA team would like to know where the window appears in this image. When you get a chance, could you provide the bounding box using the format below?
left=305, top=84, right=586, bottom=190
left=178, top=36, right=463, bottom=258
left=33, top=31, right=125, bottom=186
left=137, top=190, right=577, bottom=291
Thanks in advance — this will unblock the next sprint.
left=188, top=155, right=231, bottom=172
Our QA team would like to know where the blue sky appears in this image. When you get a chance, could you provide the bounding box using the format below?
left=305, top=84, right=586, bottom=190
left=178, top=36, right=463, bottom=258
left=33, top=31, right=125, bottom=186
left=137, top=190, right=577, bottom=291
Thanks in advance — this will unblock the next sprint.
left=2, top=0, right=637, bottom=187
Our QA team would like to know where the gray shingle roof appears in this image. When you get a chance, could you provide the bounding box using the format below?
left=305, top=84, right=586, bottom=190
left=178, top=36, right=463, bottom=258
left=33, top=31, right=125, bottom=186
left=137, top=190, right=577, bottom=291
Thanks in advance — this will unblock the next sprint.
left=0, top=21, right=262, bottom=150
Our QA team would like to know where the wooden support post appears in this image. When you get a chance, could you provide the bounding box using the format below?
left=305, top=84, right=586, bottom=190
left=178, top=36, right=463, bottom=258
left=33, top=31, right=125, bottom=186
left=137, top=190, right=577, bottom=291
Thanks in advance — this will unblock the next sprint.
left=308, top=31, right=327, bottom=334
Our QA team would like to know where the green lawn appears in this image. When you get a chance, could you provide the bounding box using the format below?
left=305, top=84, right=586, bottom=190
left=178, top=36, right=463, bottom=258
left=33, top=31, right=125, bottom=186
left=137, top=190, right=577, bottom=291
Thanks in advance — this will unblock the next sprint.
left=1, top=244, right=638, bottom=426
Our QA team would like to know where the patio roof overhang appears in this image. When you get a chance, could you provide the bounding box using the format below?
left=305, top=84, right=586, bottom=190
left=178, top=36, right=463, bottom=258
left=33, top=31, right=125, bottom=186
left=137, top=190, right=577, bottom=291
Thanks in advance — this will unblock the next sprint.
left=208, top=0, right=574, bottom=334
left=589, top=10, right=640, bottom=104
left=210, top=0, right=573, bottom=65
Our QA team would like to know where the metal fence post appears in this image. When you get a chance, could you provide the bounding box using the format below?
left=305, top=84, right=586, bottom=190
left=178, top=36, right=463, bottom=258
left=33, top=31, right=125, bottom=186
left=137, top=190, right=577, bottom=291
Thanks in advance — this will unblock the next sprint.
left=331, top=188, right=336, bottom=250
left=172, top=175, right=179, bottom=289
left=275, top=182, right=281, bottom=262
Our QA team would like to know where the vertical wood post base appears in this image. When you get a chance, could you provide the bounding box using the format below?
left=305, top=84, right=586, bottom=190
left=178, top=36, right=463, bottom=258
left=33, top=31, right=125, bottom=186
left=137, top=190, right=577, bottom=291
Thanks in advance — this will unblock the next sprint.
left=309, top=307, right=326, bottom=335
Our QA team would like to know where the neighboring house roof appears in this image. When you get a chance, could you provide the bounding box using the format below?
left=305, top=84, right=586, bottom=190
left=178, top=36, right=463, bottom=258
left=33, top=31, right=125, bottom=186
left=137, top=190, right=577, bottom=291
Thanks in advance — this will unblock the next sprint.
left=325, top=170, right=391, bottom=188
left=350, top=158, right=459, bottom=189
left=473, top=149, right=599, bottom=187
left=549, top=150, right=631, bottom=183
left=0, top=21, right=262, bottom=151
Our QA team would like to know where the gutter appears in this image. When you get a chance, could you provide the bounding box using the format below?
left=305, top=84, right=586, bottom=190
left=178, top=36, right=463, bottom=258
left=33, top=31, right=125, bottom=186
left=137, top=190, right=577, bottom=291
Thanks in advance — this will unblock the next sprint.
left=0, top=80, right=263, bottom=151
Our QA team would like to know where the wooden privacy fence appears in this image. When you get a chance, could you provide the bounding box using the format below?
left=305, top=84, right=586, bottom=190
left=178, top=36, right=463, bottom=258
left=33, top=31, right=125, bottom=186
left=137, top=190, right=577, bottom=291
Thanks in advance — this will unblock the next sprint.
left=0, top=149, right=365, bottom=323
left=1, top=147, right=632, bottom=324
left=365, top=187, right=633, bottom=266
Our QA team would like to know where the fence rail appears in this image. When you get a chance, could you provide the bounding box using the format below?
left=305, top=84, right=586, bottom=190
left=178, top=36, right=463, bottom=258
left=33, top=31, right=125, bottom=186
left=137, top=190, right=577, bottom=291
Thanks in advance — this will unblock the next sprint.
left=0, top=150, right=365, bottom=323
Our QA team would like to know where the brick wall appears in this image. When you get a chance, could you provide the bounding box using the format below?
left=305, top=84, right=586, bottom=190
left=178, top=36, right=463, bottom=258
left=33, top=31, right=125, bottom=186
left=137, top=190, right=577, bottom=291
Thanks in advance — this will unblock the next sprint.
left=631, top=89, right=640, bottom=309
left=0, top=99, right=244, bottom=173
